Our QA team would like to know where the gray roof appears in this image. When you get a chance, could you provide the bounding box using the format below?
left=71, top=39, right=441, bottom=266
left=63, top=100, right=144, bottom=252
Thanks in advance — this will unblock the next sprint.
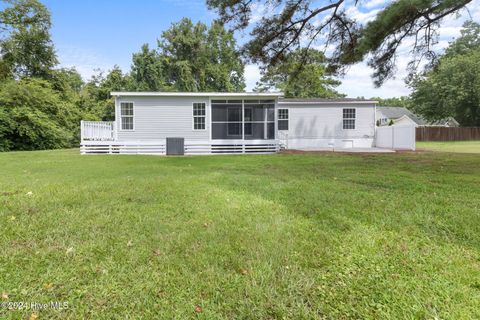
left=429, top=117, right=460, bottom=127
left=279, top=98, right=377, bottom=103
left=377, top=106, right=427, bottom=125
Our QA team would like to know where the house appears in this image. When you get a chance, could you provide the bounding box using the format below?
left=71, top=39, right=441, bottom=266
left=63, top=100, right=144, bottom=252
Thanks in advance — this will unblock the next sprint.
left=80, top=92, right=379, bottom=155
left=376, top=106, right=459, bottom=127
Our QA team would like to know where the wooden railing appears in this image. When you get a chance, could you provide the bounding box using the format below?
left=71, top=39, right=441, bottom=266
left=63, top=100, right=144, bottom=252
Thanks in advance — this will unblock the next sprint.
left=81, top=121, right=116, bottom=141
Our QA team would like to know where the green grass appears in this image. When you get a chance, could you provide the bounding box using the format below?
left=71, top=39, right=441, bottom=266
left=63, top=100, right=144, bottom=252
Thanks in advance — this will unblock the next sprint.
left=1, top=150, right=479, bottom=319
left=418, top=140, right=480, bottom=153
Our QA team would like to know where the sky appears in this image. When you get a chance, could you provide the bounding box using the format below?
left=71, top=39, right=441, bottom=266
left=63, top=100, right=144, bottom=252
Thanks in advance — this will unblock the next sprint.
left=41, top=0, right=480, bottom=98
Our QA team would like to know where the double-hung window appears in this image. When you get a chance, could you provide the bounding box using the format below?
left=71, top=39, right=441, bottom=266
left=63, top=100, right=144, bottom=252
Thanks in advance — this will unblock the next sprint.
left=120, top=102, right=134, bottom=130
left=193, top=103, right=206, bottom=130
left=343, top=108, right=356, bottom=130
left=278, top=109, right=289, bottom=130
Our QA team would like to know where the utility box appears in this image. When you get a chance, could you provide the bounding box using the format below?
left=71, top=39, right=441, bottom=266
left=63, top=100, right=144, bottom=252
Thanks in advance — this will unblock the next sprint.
left=166, top=137, right=185, bottom=155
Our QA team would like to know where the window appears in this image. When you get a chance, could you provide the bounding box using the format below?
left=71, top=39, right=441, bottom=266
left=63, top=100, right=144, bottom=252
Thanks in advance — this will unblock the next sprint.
left=193, top=103, right=206, bottom=130
left=278, top=109, right=289, bottom=131
left=120, top=102, right=134, bottom=130
left=343, top=108, right=356, bottom=130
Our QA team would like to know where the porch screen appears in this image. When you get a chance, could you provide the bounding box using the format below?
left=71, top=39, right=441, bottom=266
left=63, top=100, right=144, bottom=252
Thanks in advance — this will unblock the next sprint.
left=211, top=100, right=275, bottom=140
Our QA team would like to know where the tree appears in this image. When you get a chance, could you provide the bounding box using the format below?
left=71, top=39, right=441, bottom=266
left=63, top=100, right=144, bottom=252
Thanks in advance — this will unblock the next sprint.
left=157, top=18, right=245, bottom=92
left=49, top=67, right=84, bottom=104
left=444, top=21, right=480, bottom=58
left=79, top=66, right=130, bottom=120
left=409, top=21, right=480, bottom=126
left=371, top=96, right=411, bottom=108
left=0, top=0, right=58, bottom=79
left=0, top=78, right=81, bottom=150
left=255, top=48, right=343, bottom=98
left=207, top=0, right=473, bottom=87
left=410, top=51, right=480, bottom=126
left=130, top=44, right=167, bottom=91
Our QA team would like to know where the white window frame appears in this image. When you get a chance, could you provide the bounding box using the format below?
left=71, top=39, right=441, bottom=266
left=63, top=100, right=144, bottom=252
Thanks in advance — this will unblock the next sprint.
left=278, top=108, right=289, bottom=131
left=192, top=102, right=207, bottom=131
left=343, top=108, right=356, bottom=130
left=120, top=101, right=134, bottom=131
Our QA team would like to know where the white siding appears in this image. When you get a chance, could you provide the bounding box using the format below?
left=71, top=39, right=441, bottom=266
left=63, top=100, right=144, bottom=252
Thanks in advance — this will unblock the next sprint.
left=278, top=103, right=376, bottom=149
left=116, top=96, right=210, bottom=141
left=113, top=96, right=376, bottom=150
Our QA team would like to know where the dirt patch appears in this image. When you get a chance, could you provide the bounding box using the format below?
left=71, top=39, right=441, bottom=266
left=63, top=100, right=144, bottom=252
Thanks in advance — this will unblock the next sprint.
left=280, top=149, right=333, bottom=155
left=1, top=191, right=21, bottom=196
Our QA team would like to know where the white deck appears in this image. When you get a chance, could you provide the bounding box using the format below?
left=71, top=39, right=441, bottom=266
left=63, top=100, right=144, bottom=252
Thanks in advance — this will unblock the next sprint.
left=80, top=121, right=281, bottom=155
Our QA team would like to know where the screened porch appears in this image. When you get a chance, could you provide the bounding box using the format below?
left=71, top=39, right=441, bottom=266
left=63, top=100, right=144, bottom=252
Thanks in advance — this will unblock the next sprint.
left=211, top=99, right=275, bottom=140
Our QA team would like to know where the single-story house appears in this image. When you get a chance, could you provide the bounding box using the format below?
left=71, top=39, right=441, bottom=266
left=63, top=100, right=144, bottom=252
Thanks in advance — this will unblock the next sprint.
left=376, top=106, right=459, bottom=127
left=80, top=92, right=382, bottom=155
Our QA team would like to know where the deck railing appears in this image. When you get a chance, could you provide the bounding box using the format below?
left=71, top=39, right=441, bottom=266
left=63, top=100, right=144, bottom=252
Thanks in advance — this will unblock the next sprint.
left=81, top=121, right=116, bottom=141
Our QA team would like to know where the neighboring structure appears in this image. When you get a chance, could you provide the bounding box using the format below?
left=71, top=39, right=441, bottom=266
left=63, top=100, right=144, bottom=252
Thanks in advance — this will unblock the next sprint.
left=376, top=106, right=459, bottom=127
left=80, top=92, right=379, bottom=155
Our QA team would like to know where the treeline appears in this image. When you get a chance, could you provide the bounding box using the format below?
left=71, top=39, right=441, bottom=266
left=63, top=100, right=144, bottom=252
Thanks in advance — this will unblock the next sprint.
left=372, top=21, right=480, bottom=127
left=0, top=1, right=246, bottom=151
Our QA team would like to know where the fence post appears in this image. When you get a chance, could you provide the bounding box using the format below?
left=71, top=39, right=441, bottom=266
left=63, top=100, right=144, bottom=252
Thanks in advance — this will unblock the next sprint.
left=391, top=126, right=395, bottom=149
left=80, top=120, right=84, bottom=142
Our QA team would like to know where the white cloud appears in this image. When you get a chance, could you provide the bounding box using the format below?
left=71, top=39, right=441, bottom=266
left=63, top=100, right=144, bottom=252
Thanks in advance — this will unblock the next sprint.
left=244, top=64, right=261, bottom=91
left=56, top=45, right=126, bottom=80
left=249, top=3, right=267, bottom=23
left=337, top=59, right=412, bottom=98
left=364, top=0, right=390, bottom=9
left=345, top=7, right=381, bottom=24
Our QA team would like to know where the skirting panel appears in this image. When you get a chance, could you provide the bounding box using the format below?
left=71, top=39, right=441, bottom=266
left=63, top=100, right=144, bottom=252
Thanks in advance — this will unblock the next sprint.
left=284, top=138, right=375, bottom=150
left=81, top=140, right=280, bottom=155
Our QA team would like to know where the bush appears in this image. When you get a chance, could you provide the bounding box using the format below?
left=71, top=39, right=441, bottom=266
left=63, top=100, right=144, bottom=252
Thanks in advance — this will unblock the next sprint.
left=0, top=78, right=84, bottom=151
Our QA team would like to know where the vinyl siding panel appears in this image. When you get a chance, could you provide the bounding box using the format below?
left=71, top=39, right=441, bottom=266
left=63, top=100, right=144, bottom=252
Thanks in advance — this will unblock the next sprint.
left=278, top=103, right=376, bottom=148
left=280, top=103, right=375, bottom=138
left=116, top=96, right=210, bottom=141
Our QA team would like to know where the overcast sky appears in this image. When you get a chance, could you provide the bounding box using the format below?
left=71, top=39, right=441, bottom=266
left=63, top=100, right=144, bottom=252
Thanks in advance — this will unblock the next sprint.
left=42, top=0, right=480, bottom=98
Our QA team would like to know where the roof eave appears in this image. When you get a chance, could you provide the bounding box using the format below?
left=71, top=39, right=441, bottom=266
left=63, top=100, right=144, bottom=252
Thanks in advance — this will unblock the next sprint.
left=278, top=100, right=378, bottom=105
left=111, top=91, right=284, bottom=97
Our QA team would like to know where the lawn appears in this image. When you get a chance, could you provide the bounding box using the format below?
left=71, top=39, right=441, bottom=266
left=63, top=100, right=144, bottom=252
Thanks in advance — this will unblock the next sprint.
left=1, top=150, right=479, bottom=319
left=417, top=140, right=480, bottom=153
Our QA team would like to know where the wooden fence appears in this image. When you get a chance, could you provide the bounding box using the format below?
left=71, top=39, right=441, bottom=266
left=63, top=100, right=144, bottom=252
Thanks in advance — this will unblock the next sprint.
left=416, top=127, right=480, bottom=141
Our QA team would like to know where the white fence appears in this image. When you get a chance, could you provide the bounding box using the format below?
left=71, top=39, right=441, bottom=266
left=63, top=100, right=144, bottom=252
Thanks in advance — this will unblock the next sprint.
left=81, top=121, right=115, bottom=141
left=376, top=125, right=416, bottom=150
